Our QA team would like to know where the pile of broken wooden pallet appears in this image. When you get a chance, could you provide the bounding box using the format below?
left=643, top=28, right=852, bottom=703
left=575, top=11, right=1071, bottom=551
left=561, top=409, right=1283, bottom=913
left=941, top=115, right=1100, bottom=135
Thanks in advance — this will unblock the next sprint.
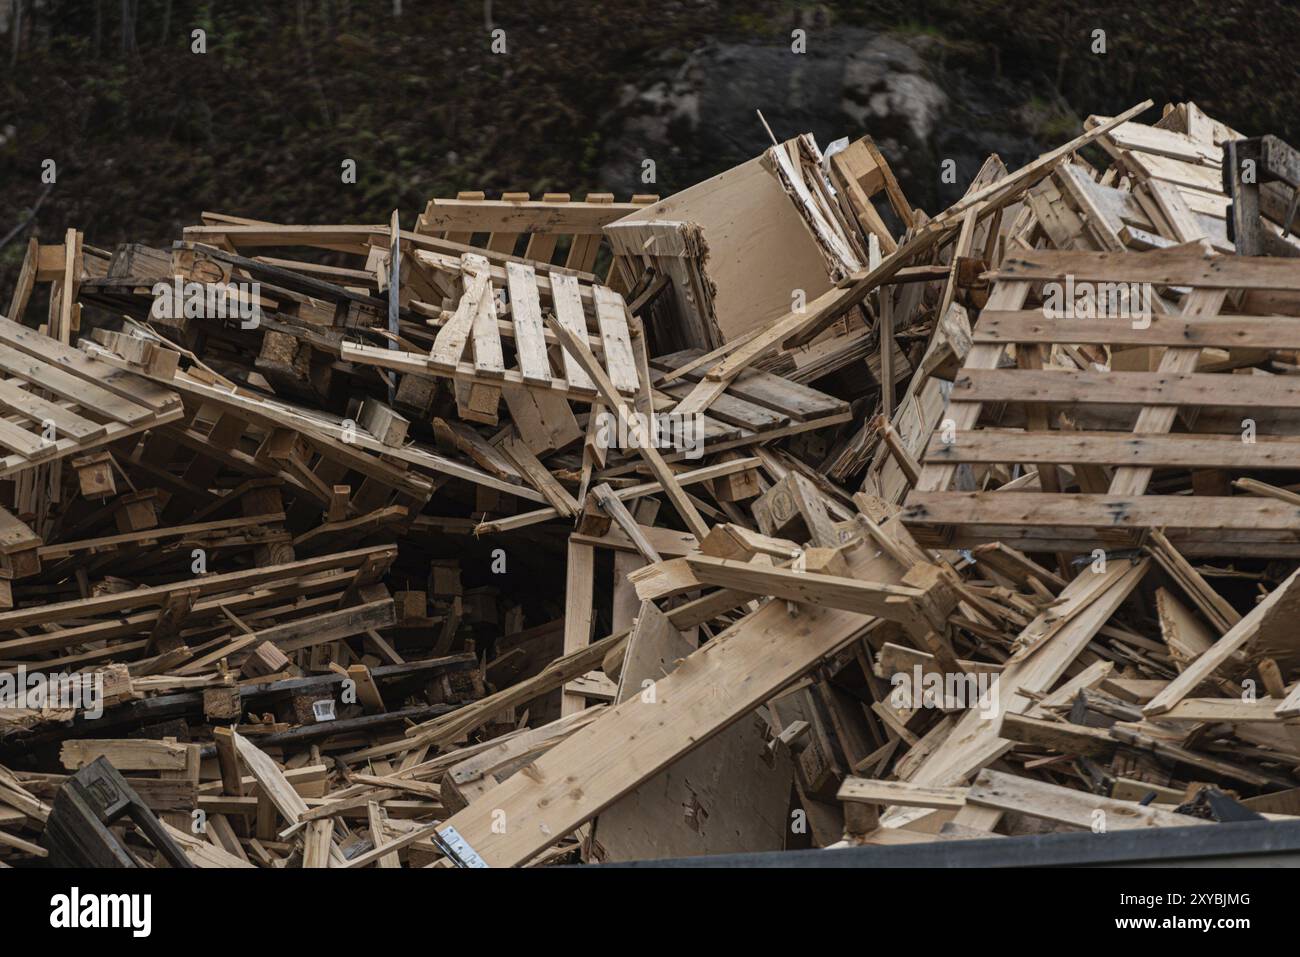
left=4, top=98, right=1300, bottom=868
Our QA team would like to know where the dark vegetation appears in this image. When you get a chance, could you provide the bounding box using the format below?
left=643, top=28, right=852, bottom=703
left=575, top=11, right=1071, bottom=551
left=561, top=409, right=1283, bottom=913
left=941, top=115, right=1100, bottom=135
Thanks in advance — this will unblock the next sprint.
left=2, top=0, right=1297, bottom=288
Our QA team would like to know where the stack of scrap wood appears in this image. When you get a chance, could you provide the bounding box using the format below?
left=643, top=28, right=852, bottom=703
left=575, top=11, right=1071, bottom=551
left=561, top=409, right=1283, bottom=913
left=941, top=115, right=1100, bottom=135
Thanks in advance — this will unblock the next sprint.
left=4, top=100, right=1300, bottom=869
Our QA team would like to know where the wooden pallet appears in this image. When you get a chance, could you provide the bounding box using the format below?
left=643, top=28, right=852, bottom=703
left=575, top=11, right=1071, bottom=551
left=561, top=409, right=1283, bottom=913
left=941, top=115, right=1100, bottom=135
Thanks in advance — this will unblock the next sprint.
left=345, top=252, right=644, bottom=403
left=903, top=247, right=1300, bottom=557
left=0, top=316, right=181, bottom=477
left=415, top=191, right=656, bottom=284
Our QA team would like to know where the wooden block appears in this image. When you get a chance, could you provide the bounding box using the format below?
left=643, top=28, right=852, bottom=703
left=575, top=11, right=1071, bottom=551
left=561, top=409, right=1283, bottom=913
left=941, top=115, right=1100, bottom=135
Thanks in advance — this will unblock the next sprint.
left=327, top=485, right=350, bottom=522
left=463, top=587, right=498, bottom=626
left=357, top=398, right=410, bottom=447
left=752, top=472, right=839, bottom=547
left=240, top=641, right=291, bottom=679
left=203, top=686, right=243, bottom=721
left=113, top=494, right=158, bottom=533
left=429, top=560, right=462, bottom=598
left=71, top=452, right=116, bottom=498
left=395, top=590, right=428, bottom=621
left=712, top=464, right=761, bottom=502
left=574, top=496, right=613, bottom=537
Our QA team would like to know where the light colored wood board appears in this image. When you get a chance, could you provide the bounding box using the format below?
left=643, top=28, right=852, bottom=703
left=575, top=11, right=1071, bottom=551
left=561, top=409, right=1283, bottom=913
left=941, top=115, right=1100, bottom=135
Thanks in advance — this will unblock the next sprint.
left=421, top=197, right=639, bottom=234
left=6, top=239, right=39, bottom=322
left=0, top=414, right=56, bottom=460
left=435, top=528, right=914, bottom=865
left=561, top=539, right=596, bottom=718
left=655, top=381, right=788, bottom=432
left=1092, top=117, right=1222, bottom=166
left=903, top=491, right=1300, bottom=532
left=430, top=263, right=485, bottom=368
left=972, top=310, right=1300, bottom=349
left=505, top=261, right=552, bottom=384
left=992, top=248, right=1300, bottom=290
left=924, top=430, right=1300, bottom=470
left=950, top=367, right=1300, bottom=409
left=498, top=434, right=578, bottom=517
left=0, top=315, right=177, bottom=413
left=0, top=346, right=153, bottom=425
left=470, top=274, right=505, bottom=378
left=968, top=768, right=1206, bottom=829
left=838, top=777, right=968, bottom=810
left=613, top=600, right=686, bottom=705
left=0, top=380, right=104, bottom=440
left=592, top=285, right=640, bottom=394
left=550, top=273, right=595, bottom=390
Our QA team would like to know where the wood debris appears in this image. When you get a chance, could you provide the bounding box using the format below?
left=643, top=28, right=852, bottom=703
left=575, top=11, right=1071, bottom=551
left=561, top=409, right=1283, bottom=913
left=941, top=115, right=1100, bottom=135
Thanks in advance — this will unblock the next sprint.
left=4, top=103, right=1300, bottom=868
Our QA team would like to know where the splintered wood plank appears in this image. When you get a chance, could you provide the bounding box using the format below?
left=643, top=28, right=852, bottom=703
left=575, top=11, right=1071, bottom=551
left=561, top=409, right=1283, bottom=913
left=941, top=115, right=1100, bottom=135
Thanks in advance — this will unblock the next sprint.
left=882, top=559, right=1148, bottom=826
left=655, top=381, right=789, bottom=432
left=52, top=228, right=80, bottom=344
left=501, top=383, right=582, bottom=457
left=1145, top=568, right=1300, bottom=716
left=433, top=417, right=523, bottom=483
left=232, top=732, right=312, bottom=824
left=367, top=802, right=402, bottom=868
left=431, top=255, right=489, bottom=368
left=467, top=259, right=505, bottom=420
left=649, top=351, right=847, bottom=421
left=7, top=239, right=38, bottom=323
left=506, top=261, right=553, bottom=385
left=498, top=433, right=579, bottom=517
left=592, top=285, right=639, bottom=395
left=550, top=273, right=595, bottom=391
left=470, top=274, right=505, bottom=379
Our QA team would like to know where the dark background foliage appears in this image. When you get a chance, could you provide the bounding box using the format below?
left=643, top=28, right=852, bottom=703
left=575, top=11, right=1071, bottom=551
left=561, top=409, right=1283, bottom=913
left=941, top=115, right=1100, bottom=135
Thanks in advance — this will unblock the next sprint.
left=2, top=0, right=1297, bottom=287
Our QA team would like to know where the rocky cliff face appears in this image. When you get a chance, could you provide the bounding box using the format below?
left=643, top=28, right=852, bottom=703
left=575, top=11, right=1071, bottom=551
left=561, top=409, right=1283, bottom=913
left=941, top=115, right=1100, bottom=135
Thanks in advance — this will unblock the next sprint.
left=598, top=29, right=1072, bottom=217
